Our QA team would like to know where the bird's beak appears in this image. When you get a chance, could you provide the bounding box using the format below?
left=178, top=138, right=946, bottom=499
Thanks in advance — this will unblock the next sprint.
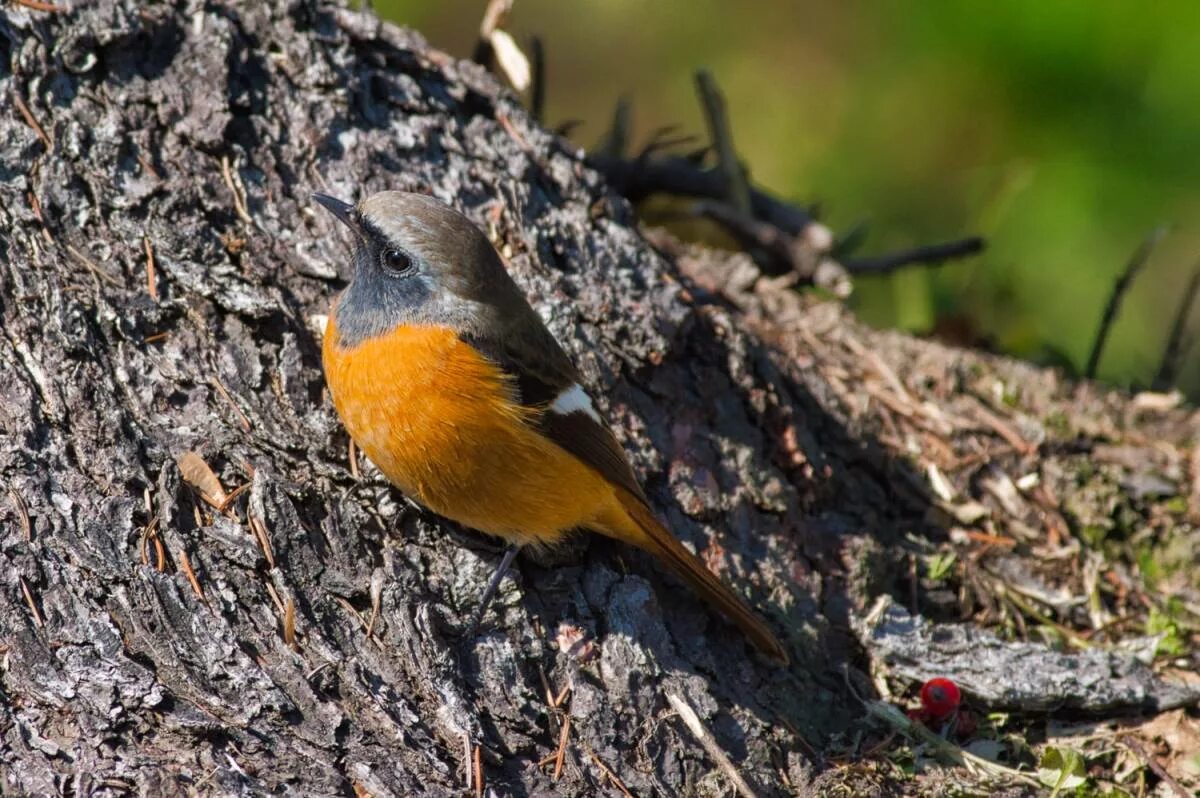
left=312, top=193, right=359, bottom=231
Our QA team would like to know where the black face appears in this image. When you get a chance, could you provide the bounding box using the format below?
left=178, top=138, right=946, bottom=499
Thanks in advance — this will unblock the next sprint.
left=334, top=212, right=435, bottom=346
left=314, top=191, right=533, bottom=348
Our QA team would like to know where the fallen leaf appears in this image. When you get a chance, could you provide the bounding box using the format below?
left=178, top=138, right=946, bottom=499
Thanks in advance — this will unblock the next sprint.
left=176, top=451, right=228, bottom=506
left=490, top=29, right=530, bottom=91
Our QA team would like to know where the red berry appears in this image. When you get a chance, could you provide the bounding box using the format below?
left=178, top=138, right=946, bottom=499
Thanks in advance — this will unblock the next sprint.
left=919, top=678, right=961, bottom=720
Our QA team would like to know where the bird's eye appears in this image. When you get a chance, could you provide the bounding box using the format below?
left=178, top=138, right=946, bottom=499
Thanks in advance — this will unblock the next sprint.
left=381, top=248, right=413, bottom=274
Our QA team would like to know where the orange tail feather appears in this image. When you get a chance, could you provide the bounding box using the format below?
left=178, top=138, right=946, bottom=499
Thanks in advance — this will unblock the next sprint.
left=602, top=490, right=789, bottom=664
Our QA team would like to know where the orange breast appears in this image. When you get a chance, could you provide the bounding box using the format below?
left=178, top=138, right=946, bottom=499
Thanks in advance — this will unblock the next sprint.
left=322, top=315, right=615, bottom=546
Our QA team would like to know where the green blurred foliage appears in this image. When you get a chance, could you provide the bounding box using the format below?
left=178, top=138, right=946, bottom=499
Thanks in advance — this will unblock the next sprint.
left=379, top=0, right=1200, bottom=397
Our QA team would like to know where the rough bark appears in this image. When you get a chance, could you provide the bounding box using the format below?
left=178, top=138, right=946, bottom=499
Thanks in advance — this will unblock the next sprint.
left=1, top=2, right=1195, bottom=797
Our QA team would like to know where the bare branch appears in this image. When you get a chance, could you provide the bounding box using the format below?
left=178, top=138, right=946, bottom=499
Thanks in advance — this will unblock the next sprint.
left=1085, top=226, right=1169, bottom=379
left=530, top=35, right=545, bottom=122
left=843, top=237, right=985, bottom=275
left=587, top=153, right=815, bottom=234
left=694, top=70, right=751, bottom=215
left=1152, top=262, right=1200, bottom=390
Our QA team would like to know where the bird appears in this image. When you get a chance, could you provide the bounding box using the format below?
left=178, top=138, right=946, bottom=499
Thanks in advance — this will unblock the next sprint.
left=314, top=190, right=788, bottom=664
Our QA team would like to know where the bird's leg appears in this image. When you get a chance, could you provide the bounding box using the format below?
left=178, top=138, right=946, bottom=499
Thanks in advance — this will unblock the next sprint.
left=470, top=544, right=520, bottom=632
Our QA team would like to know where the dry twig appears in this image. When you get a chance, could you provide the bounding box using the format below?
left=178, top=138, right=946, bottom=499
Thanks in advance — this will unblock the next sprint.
left=473, top=744, right=483, bottom=798
left=19, top=577, right=43, bottom=628
left=12, top=0, right=68, bottom=11
left=210, top=376, right=252, bottom=432
left=1120, top=735, right=1190, bottom=798
left=12, top=92, right=52, bottom=149
left=64, top=244, right=122, bottom=287
left=529, top=36, right=545, bottom=122
left=666, top=692, right=762, bottom=798
left=694, top=200, right=845, bottom=294
left=283, top=597, right=297, bottom=649
left=221, top=155, right=253, bottom=224
left=1085, top=227, right=1168, bottom=379
left=695, top=69, right=751, bottom=215
left=594, top=97, right=632, bottom=160
left=178, top=549, right=207, bottom=605
left=7, top=489, right=31, bottom=541
left=589, top=152, right=815, bottom=235
left=582, top=744, right=634, bottom=798
left=263, top=580, right=286, bottom=617
left=143, top=236, right=157, bottom=300
left=1152, top=262, right=1200, bottom=390
left=139, top=517, right=166, bottom=571
left=248, top=513, right=276, bottom=569
left=552, top=713, right=571, bottom=781
left=843, top=237, right=985, bottom=274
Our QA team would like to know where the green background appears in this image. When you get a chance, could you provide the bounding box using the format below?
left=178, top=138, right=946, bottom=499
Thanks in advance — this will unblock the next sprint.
left=378, top=1, right=1200, bottom=398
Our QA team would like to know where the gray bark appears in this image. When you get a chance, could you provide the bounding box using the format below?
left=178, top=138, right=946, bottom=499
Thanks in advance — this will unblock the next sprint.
left=1, top=3, right=839, bottom=795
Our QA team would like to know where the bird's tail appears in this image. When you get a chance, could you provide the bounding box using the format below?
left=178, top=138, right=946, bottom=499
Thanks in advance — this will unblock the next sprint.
left=599, top=489, right=790, bottom=664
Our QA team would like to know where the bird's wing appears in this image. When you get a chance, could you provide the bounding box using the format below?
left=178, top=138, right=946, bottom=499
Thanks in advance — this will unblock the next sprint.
left=460, top=329, right=649, bottom=505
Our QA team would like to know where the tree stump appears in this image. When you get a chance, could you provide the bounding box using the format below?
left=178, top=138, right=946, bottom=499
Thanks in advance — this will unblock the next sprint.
left=2, top=2, right=1195, bottom=795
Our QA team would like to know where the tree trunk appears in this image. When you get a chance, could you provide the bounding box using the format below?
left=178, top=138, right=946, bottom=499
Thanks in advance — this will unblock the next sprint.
left=1, top=2, right=1194, bottom=796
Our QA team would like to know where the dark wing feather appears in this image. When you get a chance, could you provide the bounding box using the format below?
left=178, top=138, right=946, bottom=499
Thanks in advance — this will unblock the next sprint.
left=460, top=330, right=649, bottom=504
left=539, top=407, right=648, bottom=504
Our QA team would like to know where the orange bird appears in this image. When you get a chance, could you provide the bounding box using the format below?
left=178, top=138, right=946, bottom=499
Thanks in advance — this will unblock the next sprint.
left=315, top=191, right=788, bottom=663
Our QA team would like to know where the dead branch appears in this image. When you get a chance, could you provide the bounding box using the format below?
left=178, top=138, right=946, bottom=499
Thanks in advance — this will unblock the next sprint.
left=1085, top=226, right=1168, bottom=379
left=1152, top=262, right=1200, bottom=390
left=843, top=237, right=986, bottom=275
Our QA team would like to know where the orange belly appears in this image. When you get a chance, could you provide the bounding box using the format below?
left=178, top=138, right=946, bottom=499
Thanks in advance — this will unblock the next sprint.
left=322, top=316, right=615, bottom=546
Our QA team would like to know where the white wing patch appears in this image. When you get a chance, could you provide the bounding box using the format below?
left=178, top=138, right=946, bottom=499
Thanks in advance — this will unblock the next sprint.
left=550, top=383, right=602, bottom=424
